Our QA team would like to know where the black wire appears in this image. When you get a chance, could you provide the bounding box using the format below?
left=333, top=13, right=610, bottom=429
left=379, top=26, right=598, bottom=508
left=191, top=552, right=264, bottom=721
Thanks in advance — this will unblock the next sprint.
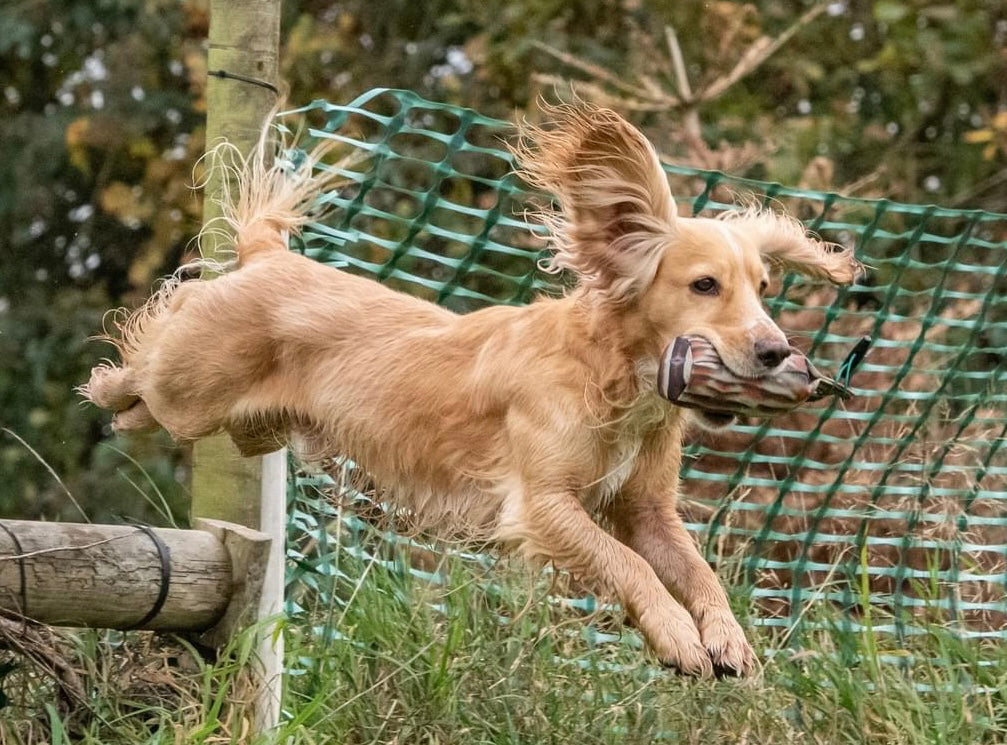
left=207, top=69, right=280, bottom=95
left=125, top=526, right=173, bottom=630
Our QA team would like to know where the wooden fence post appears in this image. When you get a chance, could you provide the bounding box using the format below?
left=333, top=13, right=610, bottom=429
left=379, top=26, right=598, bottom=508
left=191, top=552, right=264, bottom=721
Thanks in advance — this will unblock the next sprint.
left=196, top=0, right=285, bottom=733
left=0, top=519, right=269, bottom=636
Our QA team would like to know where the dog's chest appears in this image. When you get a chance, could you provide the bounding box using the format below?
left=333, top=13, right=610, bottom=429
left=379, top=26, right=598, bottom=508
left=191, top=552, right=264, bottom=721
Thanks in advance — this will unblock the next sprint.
left=583, top=437, right=644, bottom=513
left=583, top=392, right=670, bottom=512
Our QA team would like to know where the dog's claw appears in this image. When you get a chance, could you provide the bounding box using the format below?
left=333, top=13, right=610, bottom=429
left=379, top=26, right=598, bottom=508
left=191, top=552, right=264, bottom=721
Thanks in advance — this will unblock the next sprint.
left=698, top=612, right=756, bottom=678
left=712, top=662, right=744, bottom=679
left=660, top=653, right=749, bottom=679
left=659, top=658, right=710, bottom=678
left=655, top=644, right=714, bottom=679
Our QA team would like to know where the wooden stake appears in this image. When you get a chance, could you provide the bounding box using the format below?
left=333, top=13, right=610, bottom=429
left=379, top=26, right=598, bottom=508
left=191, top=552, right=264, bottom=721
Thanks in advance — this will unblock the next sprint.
left=0, top=519, right=268, bottom=633
left=193, top=0, right=282, bottom=528
left=194, top=518, right=273, bottom=647
left=195, top=0, right=285, bottom=734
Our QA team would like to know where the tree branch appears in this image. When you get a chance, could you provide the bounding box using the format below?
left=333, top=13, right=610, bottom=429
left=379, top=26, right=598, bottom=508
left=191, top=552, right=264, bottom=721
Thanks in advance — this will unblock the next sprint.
left=699, top=3, right=829, bottom=103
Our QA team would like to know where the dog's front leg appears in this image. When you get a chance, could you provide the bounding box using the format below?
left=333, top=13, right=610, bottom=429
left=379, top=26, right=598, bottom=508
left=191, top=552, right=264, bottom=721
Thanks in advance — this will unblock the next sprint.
left=606, top=495, right=756, bottom=677
left=520, top=490, right=713, bottom=676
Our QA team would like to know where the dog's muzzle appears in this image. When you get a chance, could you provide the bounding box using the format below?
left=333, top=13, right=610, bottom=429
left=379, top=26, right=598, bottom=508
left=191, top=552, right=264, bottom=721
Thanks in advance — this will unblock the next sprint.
left=657, top=335, right=869, bottom=417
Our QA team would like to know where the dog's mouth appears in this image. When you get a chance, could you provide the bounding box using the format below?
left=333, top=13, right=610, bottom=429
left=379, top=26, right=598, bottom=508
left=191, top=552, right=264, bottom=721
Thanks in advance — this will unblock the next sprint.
left=695, top=409, right=737, bottom=430
left=705, top=343, right=760, bottom=380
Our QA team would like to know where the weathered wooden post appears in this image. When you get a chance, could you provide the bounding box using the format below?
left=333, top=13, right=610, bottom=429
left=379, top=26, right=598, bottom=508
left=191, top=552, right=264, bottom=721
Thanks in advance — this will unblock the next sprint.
left=0, top=1, right=287, bottom=736
left=0, top=519, right=269, bottom=640
left=195, top=0, right=285, bottom=733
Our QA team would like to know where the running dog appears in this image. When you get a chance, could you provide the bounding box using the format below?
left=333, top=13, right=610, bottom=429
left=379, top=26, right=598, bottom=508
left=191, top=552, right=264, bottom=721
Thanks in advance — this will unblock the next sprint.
left=82, top=104, right=860, bottom=676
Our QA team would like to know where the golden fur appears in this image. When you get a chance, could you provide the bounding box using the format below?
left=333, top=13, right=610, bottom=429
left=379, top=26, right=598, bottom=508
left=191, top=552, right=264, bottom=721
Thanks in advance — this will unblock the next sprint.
left=81, top=104, right=860, bottom=677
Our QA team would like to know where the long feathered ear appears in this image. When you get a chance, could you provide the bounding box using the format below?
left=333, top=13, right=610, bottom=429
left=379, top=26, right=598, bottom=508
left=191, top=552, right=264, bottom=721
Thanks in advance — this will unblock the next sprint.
left=513, top=104, right=676, bottom=302
left=719, top=207, right=863, bottom=284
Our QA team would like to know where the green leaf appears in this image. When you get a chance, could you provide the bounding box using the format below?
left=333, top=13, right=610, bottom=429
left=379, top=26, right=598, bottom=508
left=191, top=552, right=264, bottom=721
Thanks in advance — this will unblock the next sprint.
left=874, top=1, right=910, bottom=23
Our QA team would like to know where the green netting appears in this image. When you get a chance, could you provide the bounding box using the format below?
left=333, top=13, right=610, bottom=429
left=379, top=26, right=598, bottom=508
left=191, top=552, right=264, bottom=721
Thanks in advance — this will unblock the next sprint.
left=283, top=88, right=1007, bottom=647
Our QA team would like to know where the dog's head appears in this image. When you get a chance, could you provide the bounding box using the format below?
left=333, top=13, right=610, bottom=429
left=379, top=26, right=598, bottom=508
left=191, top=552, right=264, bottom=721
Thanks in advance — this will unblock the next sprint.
left=516, top=105, right=862, bottom=425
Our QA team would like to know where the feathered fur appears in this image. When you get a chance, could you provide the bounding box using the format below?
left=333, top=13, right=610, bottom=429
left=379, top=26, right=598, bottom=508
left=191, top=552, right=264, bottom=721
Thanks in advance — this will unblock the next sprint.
left=513, top=104, right=676, bottom=303
left=718, top=206, right=861, bottom=284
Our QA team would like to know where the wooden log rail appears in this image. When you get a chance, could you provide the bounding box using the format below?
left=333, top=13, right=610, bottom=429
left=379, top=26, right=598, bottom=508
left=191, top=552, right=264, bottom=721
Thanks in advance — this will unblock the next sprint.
left=0, top=518, right=269, bottom=642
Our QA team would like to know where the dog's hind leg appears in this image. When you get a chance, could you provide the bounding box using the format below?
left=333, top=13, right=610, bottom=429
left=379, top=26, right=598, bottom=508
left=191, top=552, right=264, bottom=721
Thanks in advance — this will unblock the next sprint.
left=516, top=490, right=714, bottom=676
left=80, top=364, right=159, bottom=434
left=226, top=413, right=289, bottom=457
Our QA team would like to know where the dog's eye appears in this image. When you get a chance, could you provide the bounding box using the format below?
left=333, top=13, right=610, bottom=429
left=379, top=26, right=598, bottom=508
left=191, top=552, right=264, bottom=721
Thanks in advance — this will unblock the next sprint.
left=759, top=279, right=769, bottom=296
left=690, top=277, right=719, bottom=296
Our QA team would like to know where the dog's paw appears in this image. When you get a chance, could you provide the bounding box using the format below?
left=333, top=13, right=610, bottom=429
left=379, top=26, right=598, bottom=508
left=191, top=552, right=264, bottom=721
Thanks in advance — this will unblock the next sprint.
left=82, top=363, right=138, bottom=412
left=657, top=643, right=715, bottom=678
left=638, top=605, right=713, bottom=678
left=112, top=400, right=159, bottom=433
left=698, top=611, right=756, bottom=678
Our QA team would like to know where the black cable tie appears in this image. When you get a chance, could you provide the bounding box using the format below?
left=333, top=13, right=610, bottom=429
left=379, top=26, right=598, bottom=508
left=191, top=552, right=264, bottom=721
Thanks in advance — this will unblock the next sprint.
left=126, top=526, right=172, bottom=630
left=207, top=69, right=279, bottom=95
left=837, top=335, right=873, bottom=387
left=0, top=522, right=27, bottom=619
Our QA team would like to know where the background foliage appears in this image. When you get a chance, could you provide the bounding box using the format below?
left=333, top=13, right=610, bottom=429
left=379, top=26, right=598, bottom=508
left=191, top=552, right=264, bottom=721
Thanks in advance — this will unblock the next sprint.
left=0, top=0, right=1004, bottom=521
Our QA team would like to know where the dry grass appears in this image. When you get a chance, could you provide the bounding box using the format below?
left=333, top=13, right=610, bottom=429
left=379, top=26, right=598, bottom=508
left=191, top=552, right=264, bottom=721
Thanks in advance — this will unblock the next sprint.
left=5, top=532, right=1007, bottom=745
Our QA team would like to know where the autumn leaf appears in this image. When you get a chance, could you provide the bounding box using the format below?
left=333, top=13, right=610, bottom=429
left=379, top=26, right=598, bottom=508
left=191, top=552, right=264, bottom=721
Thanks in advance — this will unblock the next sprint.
left=964, top=111, right=1007, bottom=161
left=963, top=129, right=994, bottom=144
left=99, top=181, right=154, bottom=225
left=65, top=116, right=92, bottom=174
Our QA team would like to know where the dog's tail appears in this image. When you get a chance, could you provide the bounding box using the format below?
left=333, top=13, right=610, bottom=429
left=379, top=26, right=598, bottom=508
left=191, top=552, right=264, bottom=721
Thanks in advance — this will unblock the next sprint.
left=91, top=113, right=352, bottom=371
left=197, top=111, right=352, bottom=265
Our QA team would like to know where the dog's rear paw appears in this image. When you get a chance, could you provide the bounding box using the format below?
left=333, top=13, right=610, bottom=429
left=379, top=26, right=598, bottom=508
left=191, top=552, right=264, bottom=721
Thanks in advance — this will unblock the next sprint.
left=112, top=400, right=159, bottom=433
left=699, top=611, right=756, bottom=678
left=82, top=363, right=138, bottom=412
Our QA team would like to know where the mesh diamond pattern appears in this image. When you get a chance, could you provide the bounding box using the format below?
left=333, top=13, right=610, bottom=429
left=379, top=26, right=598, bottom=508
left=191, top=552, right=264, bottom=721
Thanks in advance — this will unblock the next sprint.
left=283, top=88, right=1007, bottom=644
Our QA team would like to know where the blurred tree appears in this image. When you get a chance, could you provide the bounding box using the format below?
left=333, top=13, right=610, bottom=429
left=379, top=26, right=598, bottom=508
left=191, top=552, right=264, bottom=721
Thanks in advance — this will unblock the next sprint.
left=0, top=0, right=205, bottom=521
left=0, top=0, right=1003, bottom=520
left=278, top=0, right=1005, bottom=206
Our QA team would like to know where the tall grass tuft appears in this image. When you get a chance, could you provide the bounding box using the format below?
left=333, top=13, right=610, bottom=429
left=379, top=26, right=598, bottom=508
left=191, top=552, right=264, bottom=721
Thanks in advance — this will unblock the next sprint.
left=7, top=537, right=1007, bottom=744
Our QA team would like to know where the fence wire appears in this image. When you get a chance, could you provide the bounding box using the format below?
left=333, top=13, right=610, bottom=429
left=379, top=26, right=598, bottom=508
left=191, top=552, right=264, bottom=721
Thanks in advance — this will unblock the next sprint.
left=282, top=88, right=1007, bottom=647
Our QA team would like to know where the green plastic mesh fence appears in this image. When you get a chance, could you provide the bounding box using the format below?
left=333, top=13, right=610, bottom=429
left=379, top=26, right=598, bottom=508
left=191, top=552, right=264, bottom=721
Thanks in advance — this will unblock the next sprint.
left=282, top=88, right=1007, bottom=648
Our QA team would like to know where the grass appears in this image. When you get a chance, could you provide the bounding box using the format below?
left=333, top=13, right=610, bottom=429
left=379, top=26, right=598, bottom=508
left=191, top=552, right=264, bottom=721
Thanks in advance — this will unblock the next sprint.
left=4, top=537, right=1007, bottom=745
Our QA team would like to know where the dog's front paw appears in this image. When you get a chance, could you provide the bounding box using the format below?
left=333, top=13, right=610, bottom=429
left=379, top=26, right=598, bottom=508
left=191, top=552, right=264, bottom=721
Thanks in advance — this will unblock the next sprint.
left=638, top=605, right=713, bottom=678
left=698, top=611, right=756, bottom=677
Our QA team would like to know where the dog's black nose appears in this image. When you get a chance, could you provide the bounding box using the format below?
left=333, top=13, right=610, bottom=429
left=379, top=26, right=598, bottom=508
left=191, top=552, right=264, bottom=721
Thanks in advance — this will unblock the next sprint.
left=755, top=339, right=791, bottom=369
